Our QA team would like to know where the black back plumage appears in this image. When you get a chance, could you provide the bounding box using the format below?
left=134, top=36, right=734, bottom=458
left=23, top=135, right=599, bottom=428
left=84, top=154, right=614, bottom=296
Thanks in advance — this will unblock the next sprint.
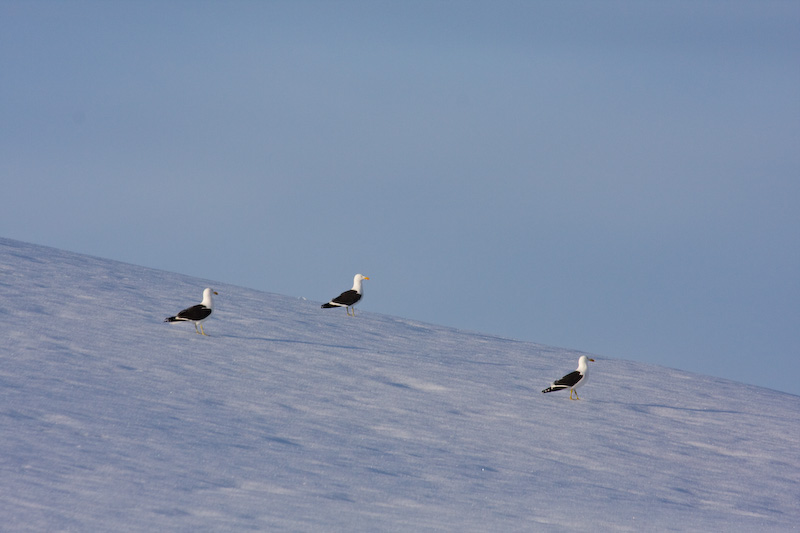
left=322, top=289, right=361, bottom=308
left=541, top=371, right=583, bottom=393
left=165, top=304, right=212, bottom=323
left=552, top=370, right=582, bottom=389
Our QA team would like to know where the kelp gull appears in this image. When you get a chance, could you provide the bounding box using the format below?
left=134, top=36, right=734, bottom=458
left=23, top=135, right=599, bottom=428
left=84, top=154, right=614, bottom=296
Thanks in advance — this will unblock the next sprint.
left=321, top=274, right=369, bottom=316
left=542, top=355, right=595, bottom=400
left=164, top=287, right=218, bottom=335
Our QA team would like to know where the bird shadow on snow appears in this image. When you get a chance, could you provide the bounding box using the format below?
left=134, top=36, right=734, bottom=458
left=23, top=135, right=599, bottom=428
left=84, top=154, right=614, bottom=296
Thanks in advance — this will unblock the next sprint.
left=627, top=403, right=742, bottom=416
left=214, top=334, right=365, bottom=352
left=588, top=399, right=743, bottom=417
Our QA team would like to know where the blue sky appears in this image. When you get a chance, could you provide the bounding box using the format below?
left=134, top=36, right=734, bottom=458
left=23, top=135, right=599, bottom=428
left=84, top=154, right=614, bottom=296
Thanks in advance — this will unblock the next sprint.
left=2, top=1, right=799, bottom=394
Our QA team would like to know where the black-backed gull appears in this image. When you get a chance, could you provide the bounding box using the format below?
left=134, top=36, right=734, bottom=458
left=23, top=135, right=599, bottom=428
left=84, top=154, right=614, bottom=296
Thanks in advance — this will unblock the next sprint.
left=542, top=355, right=595, bottom=400
left=321, top=274, right=369, bottom=316
left=164, top=288, right=218, bottom=335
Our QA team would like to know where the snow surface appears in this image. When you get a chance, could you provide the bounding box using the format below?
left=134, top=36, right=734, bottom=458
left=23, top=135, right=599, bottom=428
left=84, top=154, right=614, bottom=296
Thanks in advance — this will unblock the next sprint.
left=2, top=236, right=799, bottom=532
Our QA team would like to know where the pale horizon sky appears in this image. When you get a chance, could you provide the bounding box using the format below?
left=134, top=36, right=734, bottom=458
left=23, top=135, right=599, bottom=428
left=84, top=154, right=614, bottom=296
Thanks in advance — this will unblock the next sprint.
left=2, top=1, right=799, bottom=394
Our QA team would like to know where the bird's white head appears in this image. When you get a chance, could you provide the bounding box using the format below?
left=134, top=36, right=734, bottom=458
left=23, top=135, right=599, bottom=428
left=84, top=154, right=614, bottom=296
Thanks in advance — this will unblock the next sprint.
left=578, top=355, right=595, bottom=370
left=202, top=288, right=218, bottom=307
left=353, top=273, right=369, bottom=291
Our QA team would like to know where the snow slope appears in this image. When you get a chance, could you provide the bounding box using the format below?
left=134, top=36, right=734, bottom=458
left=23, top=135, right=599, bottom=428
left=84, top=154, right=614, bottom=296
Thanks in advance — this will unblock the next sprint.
left=2, top=237, right=799, bottom=532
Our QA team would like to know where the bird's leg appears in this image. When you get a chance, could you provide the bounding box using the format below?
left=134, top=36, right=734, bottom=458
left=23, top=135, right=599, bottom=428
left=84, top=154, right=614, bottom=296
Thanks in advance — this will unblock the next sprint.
left=570, top=389, right=580, bottom=400
left=199, top=323, right=207, bottom=336
left=194, top=323, right=200, bottom=334
left=352, top=307, right=356, bottom=317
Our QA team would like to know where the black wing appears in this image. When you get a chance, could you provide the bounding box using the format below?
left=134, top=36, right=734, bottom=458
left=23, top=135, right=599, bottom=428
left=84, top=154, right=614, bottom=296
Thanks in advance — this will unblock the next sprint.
left=330, top=290, right=361, bottom=307
left=176, top=304, right=212, bottom=321
left=552, top=370, right=582, bottom=388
